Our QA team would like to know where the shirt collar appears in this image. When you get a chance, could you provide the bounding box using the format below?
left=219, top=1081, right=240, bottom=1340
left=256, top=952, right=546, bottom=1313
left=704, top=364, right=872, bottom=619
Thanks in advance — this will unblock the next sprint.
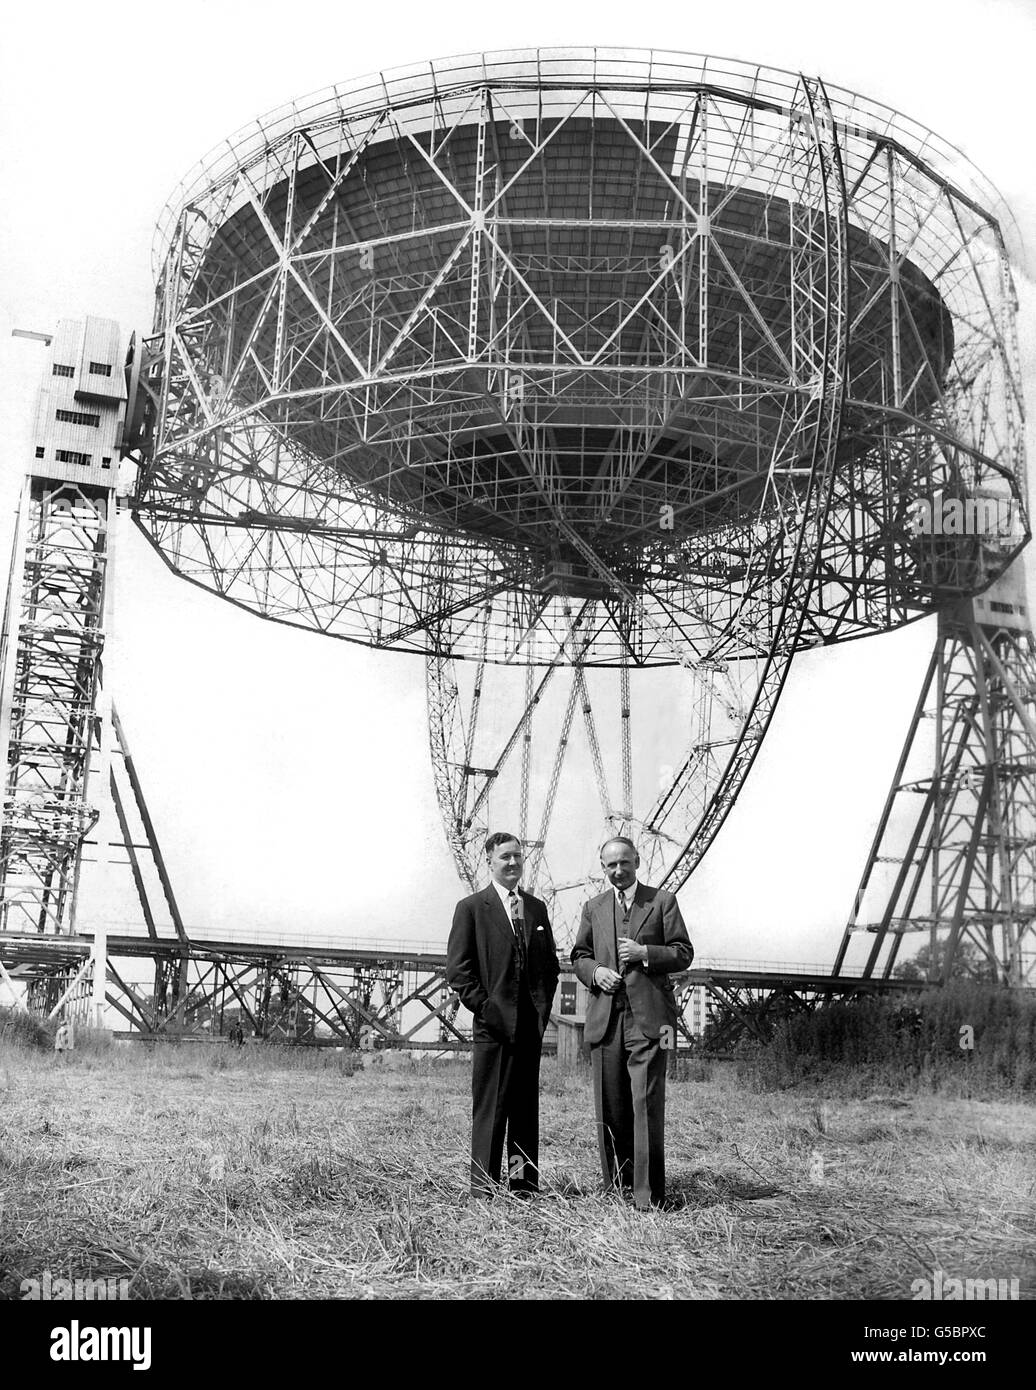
left=614, top=879, right=640, bottom=903
left=491, top=879, right=521, bottom=906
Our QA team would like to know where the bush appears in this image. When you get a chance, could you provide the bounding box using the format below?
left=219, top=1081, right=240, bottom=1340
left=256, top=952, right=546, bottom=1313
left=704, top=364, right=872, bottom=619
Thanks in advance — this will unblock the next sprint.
left=736, top=983, right=1036, bottom=1096
left=0, top=1006, right=51, bottom=1050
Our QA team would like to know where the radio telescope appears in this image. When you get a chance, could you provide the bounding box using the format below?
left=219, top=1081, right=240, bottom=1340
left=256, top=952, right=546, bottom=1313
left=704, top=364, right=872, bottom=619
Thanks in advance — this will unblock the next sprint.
left=132, top=48, right=1026, bottom=936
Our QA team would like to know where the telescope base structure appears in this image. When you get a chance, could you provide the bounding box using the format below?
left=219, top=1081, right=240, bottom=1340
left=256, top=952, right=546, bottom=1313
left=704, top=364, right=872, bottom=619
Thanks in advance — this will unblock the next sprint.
left=837, top=571, right=1036, bottom=986
left=0, top=479, right=113, bottom=939
left=0, top=318, right=127, bottom=941
left=674, top=966, right=920, bottom=1053
left=0, top=929, right=910, bottom=1053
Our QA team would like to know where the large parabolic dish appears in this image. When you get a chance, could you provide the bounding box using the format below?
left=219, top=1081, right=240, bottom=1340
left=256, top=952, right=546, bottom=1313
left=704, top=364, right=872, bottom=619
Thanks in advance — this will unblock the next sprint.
left=133, top=49, right=1028, bottom=903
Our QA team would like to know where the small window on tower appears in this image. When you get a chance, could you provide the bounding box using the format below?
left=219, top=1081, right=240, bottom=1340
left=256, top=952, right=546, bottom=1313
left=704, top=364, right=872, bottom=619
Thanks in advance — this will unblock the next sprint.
left=101, top=457, right=112, bottom=469
left=88, top=361, right=113, bottom=377
left=55, top=448, right=91, bottom=466
left=52, top=363, right=74, bottom=378
left=35, top=446, right=45, bottom=458
left=56, top=408, right=101, bottom=428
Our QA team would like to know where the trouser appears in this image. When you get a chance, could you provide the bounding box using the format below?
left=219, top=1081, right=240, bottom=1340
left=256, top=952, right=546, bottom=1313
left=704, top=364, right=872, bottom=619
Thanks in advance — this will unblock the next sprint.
left=591, top=993, right=667, bottom=1208
left=469, top=992, right=542, bottom=1195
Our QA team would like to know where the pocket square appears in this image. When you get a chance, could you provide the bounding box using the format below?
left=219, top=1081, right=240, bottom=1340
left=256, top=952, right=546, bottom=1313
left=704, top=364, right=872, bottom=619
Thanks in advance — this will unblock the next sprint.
left=536, top=925, right=545, bottom=932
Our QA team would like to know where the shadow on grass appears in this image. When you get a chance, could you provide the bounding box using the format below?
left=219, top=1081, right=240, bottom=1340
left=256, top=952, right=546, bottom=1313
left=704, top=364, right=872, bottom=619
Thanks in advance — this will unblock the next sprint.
left=666, top=1168, right=782, bottom=1209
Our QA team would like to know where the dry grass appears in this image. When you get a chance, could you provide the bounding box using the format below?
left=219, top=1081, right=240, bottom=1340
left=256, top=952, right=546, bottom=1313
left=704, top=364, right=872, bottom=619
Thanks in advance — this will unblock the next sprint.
left=0, top=1041, right=1034, bottom=1300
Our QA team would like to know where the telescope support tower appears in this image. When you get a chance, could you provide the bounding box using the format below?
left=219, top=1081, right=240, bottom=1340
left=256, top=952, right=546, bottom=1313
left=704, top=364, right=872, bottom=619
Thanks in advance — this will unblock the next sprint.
left=836, top=562, right=1036, bottom=985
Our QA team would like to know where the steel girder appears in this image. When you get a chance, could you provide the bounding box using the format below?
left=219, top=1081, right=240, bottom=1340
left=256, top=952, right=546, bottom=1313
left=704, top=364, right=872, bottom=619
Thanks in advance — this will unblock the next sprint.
left=94, top=940, right=468, bottom=1047
left=685, top=967, right=917, bottom=1052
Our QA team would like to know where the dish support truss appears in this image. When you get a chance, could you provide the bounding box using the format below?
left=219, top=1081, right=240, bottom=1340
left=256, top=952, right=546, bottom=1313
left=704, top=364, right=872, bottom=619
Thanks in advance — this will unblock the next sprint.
left=133, top=56, right=1025, bottom=916
left=421, top=72, right=855, bottom=910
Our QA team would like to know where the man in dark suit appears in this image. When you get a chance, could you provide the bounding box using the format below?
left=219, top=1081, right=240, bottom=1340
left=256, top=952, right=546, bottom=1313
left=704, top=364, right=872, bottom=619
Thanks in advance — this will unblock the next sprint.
left=571, top=836, right=693, bottom=1210
left=447, top=832, right=561, bottom=1197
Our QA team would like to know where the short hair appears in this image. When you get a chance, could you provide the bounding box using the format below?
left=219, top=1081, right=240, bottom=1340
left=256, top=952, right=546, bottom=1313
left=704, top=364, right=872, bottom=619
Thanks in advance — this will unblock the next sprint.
left=485, top=831, right=522, bottom=857
left=600, top=834, right=639, bottom=860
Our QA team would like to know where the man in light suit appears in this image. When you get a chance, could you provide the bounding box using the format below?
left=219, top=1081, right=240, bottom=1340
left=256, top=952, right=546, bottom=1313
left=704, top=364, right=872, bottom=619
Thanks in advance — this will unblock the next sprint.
left=447, top=832, right=561, bottom=1197
left=571, top=836, right=693, bottom=1210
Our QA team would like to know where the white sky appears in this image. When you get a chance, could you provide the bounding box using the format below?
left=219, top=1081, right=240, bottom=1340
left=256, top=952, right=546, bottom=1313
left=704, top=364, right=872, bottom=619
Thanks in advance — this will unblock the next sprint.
left=1, top=0, right=1034, bottom=965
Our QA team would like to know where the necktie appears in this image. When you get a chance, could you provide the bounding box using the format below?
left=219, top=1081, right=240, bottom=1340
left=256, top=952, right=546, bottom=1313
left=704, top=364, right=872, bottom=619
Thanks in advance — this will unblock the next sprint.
left=616, top=890, right=631, bottom=977
left=508, top=891, right=527, bottom=972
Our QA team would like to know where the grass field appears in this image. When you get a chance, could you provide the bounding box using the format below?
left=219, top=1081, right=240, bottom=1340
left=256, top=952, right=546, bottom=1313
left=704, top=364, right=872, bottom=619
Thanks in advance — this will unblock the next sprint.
left=1, top=1041, right=1034, bottom=1300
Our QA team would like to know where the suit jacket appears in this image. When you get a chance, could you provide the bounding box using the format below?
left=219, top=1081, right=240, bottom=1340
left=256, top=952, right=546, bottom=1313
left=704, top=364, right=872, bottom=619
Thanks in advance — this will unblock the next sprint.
left=571, top=884, right=693, bottom=1045
left=447, top=886, right=561, bottom=1043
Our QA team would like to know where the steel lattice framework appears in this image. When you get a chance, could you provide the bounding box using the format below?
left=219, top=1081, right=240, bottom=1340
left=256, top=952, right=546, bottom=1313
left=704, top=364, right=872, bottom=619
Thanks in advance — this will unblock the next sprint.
left=836, top=568, right=1036, bottom=986
left=0, top=924, right=909, bottom=1053
left=0, top=481, right=112, bottom=935
left=137, top=50, right=1026, bottom=648
left=129, top=49, right=1026, bottom=912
